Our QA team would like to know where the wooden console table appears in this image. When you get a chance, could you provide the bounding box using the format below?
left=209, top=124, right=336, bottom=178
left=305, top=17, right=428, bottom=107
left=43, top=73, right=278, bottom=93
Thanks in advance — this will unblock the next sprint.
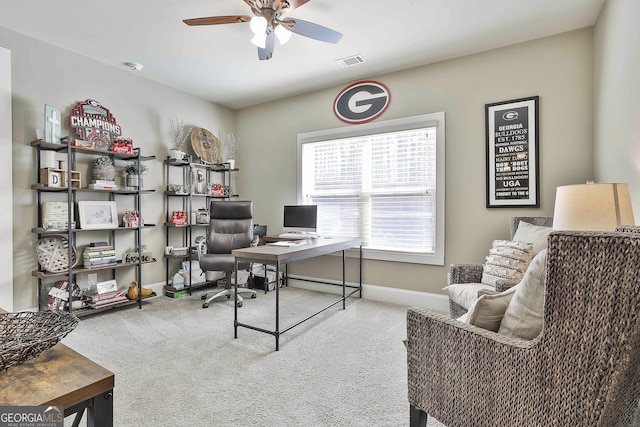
left=0, top=342, right=114, bottom=426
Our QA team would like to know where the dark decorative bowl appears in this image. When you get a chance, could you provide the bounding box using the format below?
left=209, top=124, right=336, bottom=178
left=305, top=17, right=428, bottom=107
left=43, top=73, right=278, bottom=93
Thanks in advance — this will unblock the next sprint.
left=0, top=311, right=79, bottom=371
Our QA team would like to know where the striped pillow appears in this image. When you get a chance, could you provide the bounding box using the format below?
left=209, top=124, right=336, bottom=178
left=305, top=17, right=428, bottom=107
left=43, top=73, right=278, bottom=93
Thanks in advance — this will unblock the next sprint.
left=481, top=240, right=534, bottom=287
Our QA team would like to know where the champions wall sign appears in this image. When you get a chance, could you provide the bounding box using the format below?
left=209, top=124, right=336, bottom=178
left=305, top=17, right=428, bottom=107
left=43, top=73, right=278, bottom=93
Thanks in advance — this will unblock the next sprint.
left=69, top=99, right=122, bottom=151
left=333, top=81, right=390, bottom=124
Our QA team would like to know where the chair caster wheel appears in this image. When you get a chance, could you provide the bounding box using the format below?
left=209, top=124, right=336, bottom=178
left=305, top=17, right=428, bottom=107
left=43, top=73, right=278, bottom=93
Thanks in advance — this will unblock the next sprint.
left=251, top=294, right=257, bottom=299
left=237, top=301, right=243, bottom=308
left=201, top=294, right=207, bottom=300
left=202, top=303, right=209, bottom=309
left=227, top=294, right=231, bottom=299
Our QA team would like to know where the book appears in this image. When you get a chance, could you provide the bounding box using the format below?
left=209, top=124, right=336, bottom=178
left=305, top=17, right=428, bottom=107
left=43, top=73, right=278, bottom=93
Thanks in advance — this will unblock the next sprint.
left=83, top=250, right=116, bottom=257
left=88, top=296, right=128, bottom=309
left=90, top=242, right=110, bottom=247
left=83, top=257, right=117, bottom=265
left=84, top=245, right=114, bottom=252
left=84, top=290, right=125, bottom=303
left=92, top=180, right=117, bottom=185
left=89, top=183, right=119, bottom=190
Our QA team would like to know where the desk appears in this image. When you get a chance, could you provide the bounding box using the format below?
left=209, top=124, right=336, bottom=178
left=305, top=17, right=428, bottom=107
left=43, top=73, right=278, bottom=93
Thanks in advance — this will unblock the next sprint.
left=0, top=343, right=114, bottom=427
left=232, top=236, right=362, bottom=350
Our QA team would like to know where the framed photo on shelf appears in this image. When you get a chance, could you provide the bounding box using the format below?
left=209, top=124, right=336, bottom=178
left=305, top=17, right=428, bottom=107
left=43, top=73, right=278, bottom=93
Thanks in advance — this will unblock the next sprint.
left=485, top=96, right=539, bottom=208
left=78, top=201, right=119, bottom=229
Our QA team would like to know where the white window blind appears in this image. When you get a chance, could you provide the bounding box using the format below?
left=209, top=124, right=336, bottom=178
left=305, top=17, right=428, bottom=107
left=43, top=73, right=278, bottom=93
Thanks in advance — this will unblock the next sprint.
left=298, top=112, right=445, bottom=264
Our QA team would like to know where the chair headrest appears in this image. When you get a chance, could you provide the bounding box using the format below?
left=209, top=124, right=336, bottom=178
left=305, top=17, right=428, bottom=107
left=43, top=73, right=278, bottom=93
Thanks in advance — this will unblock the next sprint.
left=210, top=201, right=253, bottom=220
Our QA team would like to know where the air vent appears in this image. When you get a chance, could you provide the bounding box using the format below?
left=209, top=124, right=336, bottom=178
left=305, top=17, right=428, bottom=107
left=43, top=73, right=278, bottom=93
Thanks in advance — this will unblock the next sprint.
left=335, top=54, right=366, bottom=68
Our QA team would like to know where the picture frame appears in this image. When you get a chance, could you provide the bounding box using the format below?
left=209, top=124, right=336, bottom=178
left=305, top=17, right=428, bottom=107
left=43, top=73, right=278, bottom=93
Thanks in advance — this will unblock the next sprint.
left=78, top=201, right=118, bottom=229
left=485, top=96, right=539, bottom=208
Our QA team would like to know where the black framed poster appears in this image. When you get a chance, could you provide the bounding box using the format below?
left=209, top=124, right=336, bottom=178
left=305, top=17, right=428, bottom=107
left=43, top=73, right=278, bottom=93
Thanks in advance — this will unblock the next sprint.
left=485, top=96, right=539, bottom=208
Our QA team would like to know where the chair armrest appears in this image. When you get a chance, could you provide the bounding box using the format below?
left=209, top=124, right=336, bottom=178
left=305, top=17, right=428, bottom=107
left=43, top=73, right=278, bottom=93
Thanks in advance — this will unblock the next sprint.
left=406, top=307, right=538, bottom=421
left=449, top=263, right=483, bottom=284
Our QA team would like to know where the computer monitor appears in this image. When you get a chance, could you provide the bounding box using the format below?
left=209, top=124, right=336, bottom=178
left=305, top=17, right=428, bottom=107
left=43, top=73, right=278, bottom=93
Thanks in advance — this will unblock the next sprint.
left=283, top=205, right=317, bottom=233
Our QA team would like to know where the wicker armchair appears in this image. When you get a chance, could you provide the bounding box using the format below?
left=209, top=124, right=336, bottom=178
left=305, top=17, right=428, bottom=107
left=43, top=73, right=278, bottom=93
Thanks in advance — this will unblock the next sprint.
left=407, top=230, right=640, bottom=427
left=448, top=217, right=553, bottom=318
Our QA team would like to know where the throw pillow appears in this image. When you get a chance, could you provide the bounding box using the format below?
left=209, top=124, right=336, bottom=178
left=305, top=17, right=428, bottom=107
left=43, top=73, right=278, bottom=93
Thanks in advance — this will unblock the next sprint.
left=498, top=249, right=548, bottom=340
left=460, top=286, right=517, bottom=332
left=512, top=221, right=553, bottom=256
left=481, top=240, right=534, bottom=287
left=443, top=282, right=494, bottom=310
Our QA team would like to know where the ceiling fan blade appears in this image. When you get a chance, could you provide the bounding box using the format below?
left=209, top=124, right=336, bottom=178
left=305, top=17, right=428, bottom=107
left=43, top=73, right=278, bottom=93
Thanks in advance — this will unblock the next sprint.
left=281, top=18, right=342, bottom=44
left=286, top=0, right=311, bottom=10
left=258, top=30, right=276, bottom=60
left=183, top=16, right=251, bottom=26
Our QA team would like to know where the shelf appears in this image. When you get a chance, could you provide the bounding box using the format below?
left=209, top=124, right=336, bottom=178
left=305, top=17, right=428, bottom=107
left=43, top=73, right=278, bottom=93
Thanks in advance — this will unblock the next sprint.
left=73, top=293, right=156, bottom=318
left=32, top=225, right=156, bottom=234
left=32, top=258, right=157, bottom=279
left=32, top=184, right=156, bottom=194
left=31, top=140, right=156, bottom=161
left=164, top=158, right=237, bottom=172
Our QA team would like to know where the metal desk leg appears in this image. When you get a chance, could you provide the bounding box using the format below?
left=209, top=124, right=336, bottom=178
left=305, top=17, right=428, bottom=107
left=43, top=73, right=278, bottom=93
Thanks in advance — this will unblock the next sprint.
left=275, top=260, right=280, bottom=351
left=234, top=258, right=238, bottom=339
left=87, top=389, right=113, bottom=427
left=342, top=250, right=346, bottom=309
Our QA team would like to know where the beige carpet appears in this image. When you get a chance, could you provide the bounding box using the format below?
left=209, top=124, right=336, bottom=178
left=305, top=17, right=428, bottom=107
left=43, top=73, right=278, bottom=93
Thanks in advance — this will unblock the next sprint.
left=62, top=287, right=445, bottom=426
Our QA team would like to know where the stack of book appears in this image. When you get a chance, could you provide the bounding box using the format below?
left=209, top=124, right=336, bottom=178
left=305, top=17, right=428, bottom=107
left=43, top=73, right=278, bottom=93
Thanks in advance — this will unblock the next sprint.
left=83, top=289, right=127, bottom=309
left=88, top=179, right=118, bottom=190
left=83, top=243, right=117, bottom=268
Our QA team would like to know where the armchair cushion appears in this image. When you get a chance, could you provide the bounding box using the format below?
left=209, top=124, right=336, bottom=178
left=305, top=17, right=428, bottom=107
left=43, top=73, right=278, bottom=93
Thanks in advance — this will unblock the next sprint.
left=481, top=240, right=533, bottom=287
left=443, top=282, right=493, bottom=310
left=498, top=249, right=548, bottom=340
left=459, top=286, right=517, bottom=331
left=512, top=220, right=553, bottom=256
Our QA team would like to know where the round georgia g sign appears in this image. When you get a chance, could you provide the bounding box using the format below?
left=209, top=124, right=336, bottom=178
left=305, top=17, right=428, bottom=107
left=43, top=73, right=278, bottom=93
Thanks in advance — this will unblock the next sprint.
left=333, top=81, right=391, bottom=124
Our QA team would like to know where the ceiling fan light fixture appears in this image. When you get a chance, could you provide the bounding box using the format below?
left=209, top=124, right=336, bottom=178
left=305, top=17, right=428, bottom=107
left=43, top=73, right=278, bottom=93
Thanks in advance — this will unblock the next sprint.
left=249, top=16, right=268, bottom=34
left=274, top=25, right=292, bottom=45
left=251, top=32, right=267, bottom=48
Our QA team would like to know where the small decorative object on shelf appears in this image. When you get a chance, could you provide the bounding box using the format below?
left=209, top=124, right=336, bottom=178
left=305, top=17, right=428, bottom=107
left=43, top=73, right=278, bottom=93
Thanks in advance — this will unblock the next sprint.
left=122, top=161, right=148, bottom=190
left=44, top=104, right=62, bottom=144
left=169, top=118, right=192, bottom=161
left=78, top=201, right=119, bottom=229
left=111, top=137, right=134, bottom=154
left=36, top=235, right=77, bottom=273
left=40, top=168, right=81, bottom=189
left=123, top=251, right=153, bottom=264
left=210, top=183, right=225, bottom=196
left=171, top=210, right=188, bottom=225
left=0, top=310, right=79, bottom=371
left=190, top=127, right=220, bottom=164
left=123, top=210, right=144, bottom=228
left=42, top=201, right=75, bottom=231
left=195, top=208, right=209, bottom=224
left=68, top=99, right=123, bottom=151
left=220, top=131, right=238, bottom=169
left=92, top=156, right=116, bottom=181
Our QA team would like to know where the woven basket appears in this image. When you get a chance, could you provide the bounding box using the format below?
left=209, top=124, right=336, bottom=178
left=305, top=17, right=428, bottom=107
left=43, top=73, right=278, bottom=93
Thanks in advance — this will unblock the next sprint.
left=0, top=311, right=79, bottom=371
left=92, top=163, right=115, bottom=181
left=36, top=235, right=77, bottom=273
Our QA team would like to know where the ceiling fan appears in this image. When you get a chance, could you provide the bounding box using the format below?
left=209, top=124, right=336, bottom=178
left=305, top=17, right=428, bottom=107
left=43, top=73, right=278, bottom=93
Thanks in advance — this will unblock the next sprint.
left=183, top=0, right=343, bottom=61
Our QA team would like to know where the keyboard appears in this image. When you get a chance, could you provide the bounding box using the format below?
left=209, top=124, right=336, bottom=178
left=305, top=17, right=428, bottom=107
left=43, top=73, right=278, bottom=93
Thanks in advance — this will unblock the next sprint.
left=278, top=232, right=319, bottom=239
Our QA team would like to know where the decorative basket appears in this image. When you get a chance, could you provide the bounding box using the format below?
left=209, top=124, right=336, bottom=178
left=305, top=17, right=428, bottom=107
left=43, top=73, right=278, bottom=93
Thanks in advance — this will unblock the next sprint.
left=0, top=311, right=79, bottom=371
left=36, top=235, right=78, bottom=273
left=92, top=163, right=115, bottom=181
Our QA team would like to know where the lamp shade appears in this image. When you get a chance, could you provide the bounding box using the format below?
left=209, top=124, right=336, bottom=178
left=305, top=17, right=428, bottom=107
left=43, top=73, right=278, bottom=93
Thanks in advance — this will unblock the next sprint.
left=552, top=182, right=635, bottom=231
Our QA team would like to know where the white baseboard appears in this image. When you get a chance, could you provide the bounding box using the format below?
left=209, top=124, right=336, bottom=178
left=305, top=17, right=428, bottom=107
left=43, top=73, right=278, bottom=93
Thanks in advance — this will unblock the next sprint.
left=287, top=275, right=449, bottom=313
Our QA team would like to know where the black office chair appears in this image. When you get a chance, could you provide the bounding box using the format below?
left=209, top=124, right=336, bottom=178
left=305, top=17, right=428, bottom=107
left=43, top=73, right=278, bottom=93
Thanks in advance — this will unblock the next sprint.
left=198, top=201, right=258, bottom=309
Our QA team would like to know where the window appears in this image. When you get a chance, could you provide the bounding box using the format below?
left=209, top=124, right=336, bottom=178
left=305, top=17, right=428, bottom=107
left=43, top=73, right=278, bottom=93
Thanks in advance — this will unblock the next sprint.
left=298, top=113, right=445, bottom=265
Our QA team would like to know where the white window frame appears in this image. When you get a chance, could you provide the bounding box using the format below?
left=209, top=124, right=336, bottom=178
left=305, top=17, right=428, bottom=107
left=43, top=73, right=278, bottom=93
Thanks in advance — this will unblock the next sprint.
left=297, top=112, right=445, bottom=265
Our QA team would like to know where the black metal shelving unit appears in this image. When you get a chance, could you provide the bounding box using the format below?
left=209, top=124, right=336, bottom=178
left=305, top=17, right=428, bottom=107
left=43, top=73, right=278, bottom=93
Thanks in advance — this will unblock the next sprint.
left=32, top=140, right=156, bottom=317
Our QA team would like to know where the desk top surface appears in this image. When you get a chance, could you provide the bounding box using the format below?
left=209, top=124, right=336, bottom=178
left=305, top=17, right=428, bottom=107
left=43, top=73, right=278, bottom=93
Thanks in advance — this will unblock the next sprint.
left=233, top=236, right=360, bottom=263
left=0, top=342, right=114, bottom=408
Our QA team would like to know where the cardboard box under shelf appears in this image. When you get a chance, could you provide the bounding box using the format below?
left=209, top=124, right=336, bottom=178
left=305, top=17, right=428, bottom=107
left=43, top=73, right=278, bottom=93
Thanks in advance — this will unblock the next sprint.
left=164, top=288, right=188, bottom=299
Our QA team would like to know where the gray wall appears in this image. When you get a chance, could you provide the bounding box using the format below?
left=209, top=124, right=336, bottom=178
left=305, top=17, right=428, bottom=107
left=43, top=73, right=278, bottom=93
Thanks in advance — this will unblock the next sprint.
left=237, top=29, right=594, bottom=295
left=594, top=0, right=640, bottom=214
left=1, top=27, right=236, bottom=310
left=0, top=46, right=12, bottom=310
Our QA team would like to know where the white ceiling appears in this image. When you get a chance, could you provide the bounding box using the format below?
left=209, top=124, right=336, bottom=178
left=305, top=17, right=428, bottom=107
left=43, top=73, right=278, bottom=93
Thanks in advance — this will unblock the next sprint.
left=0, top=0, right=605, bottom=110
